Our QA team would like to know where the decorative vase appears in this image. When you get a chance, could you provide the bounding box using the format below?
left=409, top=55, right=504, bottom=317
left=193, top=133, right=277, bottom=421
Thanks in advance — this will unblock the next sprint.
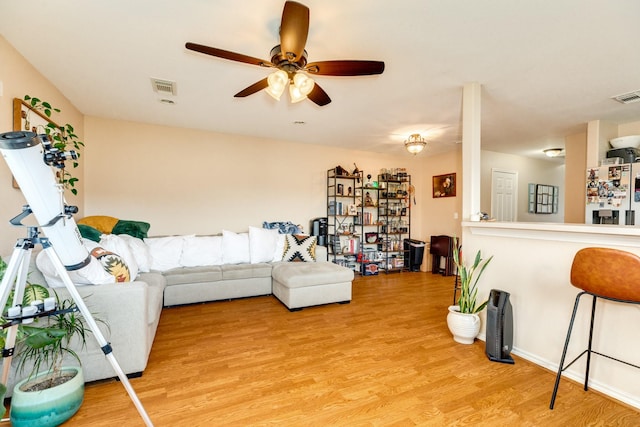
left=447, top=305, right=481, bottom=344
left=10, top=366, right=84, bottom=427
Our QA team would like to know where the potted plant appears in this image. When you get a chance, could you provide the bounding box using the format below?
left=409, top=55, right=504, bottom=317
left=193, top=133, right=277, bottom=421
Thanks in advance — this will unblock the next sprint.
left=447, top=238, right=493, bottom=344
left=21, top=95, right=84, bottom=195
left=0, top=256, right=102, bottom=426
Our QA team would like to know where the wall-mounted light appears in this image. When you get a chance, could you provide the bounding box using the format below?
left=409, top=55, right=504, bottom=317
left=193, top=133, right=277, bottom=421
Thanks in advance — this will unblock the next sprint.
left=543, top=148, right=564, bottom=158
left=405, top=133, right=428, bottom=154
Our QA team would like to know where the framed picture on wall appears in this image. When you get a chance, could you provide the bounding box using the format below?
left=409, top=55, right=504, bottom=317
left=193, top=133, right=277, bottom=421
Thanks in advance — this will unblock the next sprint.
left=433, top=173, right=456, bottom=198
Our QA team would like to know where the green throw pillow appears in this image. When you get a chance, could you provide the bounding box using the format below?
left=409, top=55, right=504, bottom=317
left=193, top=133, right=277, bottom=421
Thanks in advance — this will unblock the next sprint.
left=112, top=220, right=151, bottom=239
left=77, top=224, right=102, bottom=242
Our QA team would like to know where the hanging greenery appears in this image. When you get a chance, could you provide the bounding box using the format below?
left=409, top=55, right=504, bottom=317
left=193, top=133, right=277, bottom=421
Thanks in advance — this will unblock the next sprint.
left=23, top=95, right=84, bottom=196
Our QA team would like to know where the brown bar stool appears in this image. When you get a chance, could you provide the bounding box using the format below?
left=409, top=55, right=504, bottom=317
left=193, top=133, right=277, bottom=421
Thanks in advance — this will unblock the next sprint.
left=549, top=247, right=640, bottom=409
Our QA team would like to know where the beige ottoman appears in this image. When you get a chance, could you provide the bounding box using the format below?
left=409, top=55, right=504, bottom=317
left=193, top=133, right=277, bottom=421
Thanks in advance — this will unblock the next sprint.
left=271, top=262, right=354, bottom=311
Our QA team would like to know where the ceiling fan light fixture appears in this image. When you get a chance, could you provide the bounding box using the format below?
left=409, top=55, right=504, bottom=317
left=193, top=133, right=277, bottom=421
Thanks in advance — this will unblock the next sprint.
left=289, top=73, right=315, bottom=103
left=543, top=148, right=564, bottom=157
left=404, top=133, right=427, bottom=155
left=266, top=70, right=288, bottom=101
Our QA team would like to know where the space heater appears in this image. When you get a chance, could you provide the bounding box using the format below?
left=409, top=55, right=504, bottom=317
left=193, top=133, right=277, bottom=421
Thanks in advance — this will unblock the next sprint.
left=485, top=289, right=515, bottom=364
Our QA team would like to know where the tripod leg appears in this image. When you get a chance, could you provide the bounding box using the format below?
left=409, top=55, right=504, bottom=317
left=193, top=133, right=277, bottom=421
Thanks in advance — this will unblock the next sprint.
left=43, top=243, right=154, bottom=427
left=0, top=243, right=31, bottom=387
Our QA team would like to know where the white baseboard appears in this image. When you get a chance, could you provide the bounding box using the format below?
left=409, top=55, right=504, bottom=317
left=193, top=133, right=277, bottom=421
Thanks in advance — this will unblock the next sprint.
left=476, top=335, right=640, bottom=409
left=512, top=346, right=640, bottom=410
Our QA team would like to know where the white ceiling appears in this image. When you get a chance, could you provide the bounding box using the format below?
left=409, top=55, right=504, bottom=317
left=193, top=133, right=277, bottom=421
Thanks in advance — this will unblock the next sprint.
left=2, top=0, right=640, bottom=159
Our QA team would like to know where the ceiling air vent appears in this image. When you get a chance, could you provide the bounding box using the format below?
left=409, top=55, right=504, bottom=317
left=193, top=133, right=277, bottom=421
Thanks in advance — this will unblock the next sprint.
left=151, top=78, right=177, bottom=96
left=612, top=90, right=640, bottom=104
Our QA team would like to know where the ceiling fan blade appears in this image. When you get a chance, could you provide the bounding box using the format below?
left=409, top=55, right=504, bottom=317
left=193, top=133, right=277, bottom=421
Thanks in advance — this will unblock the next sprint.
left=186, top=42, right=273, bottom=67
left=307, top=83, right=331, bottom=106
left=305, top=60, right=385, bottom=76
left=234, top=78, right=269, bottom=98
left=279, top=1, right=309, bottom=62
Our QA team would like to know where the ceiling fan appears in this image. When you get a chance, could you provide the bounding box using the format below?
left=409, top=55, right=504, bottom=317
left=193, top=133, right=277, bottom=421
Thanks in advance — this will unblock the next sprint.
left=185, top=1, right=385, bottom=106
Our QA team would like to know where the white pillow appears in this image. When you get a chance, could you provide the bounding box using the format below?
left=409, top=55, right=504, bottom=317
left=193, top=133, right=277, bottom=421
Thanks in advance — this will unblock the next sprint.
left=273, top=234, right=286, bottom=262
left=248, top=226, right=281, bottom=264
left=36, top=250, right=116, bottom=288
left=144, top=236, right=187, bottom=271
left=99, top=234, right=139, bottom=281
left=222, top=230, right=250, bottom=264
left=181, top=235, right=223, bottom=267
left=118, top=234, right=152, bottom=273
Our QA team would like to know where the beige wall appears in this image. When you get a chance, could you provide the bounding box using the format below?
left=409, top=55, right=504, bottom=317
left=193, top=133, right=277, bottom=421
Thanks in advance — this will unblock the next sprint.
left=618, top=120, right=640, bottom=137
left=83, top=117, right=463, bottom=254
left=0, top=36, right=85, bottom=254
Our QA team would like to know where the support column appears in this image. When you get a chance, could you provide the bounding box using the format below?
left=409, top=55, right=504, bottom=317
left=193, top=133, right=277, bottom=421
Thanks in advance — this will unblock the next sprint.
left=462, top=82, right=482, bottom=221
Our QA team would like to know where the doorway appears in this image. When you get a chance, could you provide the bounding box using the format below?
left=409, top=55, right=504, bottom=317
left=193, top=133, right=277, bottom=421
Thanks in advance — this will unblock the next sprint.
left=491, top=169, right=518, bottom=221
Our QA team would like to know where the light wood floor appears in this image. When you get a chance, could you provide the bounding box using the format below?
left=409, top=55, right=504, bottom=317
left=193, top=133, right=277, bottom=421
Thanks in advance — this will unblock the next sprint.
left=53, top=272, right=639, bottom=426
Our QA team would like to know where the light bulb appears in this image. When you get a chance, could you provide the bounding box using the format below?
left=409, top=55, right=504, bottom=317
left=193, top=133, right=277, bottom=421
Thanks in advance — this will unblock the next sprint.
left=265, top=70, right=288, bottom=101
left=289, top=73, right=315, bottom=103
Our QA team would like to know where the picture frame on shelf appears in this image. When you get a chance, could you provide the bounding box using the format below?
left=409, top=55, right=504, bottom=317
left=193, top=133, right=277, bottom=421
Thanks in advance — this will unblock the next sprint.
left=432, top=173, right=456, bottom=198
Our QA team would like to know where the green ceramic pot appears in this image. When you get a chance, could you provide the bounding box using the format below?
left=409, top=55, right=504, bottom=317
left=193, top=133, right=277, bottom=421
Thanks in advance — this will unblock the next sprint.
left=10, top=366, right=84, bottom=427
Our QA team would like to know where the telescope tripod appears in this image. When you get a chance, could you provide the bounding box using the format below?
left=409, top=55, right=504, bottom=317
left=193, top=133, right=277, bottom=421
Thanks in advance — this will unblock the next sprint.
left=0, top=226, right=153, bottom=426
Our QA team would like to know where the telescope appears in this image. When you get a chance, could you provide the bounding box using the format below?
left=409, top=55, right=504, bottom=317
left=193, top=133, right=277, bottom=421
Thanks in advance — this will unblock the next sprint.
left=0, top=131, right=153, bottom=426
left=0, top=131, right=89, bottom=270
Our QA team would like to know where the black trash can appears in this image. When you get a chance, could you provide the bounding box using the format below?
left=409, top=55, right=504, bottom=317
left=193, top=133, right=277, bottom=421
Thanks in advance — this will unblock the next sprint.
left=404, top=239, right=425, bottom=271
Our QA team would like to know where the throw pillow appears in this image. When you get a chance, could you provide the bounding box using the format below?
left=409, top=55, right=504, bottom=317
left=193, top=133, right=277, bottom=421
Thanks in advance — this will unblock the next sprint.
left=112, top=220, right=151, bottom=239
left=282, top=234, right=317, bottom=262
left=91, top=247, right=131, bottom=283
left=222, top=230, right=250, bottom=264
left=145, top=235, right=187, bottom=271
left=181, top=235, right=223, bottom=267
left=262, top=221, right=303, bottom=235
left=77, top=215, right=119, bottom=234
left=36, top=250, right=116, bottom=288
left=273, top=234, right=286, bottom=262
left=248, top=226, right=280, bottom=264
left=77, top=224, right=102, bottom=242
left=99, top=234, right=139, bottom=280
left=117, top=234, right=152, bottom=273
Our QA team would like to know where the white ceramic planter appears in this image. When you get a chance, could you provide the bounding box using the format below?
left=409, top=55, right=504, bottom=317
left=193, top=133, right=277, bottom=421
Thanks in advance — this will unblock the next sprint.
left=447, top=305, right=480, bottom=344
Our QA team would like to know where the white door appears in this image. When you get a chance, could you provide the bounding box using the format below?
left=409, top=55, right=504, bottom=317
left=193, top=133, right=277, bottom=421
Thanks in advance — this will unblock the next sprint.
left=491, top=169, right=518, bottom=221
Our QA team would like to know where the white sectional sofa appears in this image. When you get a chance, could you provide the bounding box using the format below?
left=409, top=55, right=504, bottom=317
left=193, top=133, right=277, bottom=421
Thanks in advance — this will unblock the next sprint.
left=3, top=229, right=353, bottom=395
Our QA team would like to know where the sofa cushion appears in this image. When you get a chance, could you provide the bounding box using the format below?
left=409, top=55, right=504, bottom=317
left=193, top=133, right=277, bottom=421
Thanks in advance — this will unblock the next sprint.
left=222, top=230, right=250, bottom=264
left=162, top=266, right=223, bottom=286
left=181, top=235, right=223, bottom=267
left=221, top=263, right=272, bottom=280
left=145, top=235, right=187, bottom=271
left=272, top=262, right=354, bottom=288
left=248, top=226, right=282, bottom=264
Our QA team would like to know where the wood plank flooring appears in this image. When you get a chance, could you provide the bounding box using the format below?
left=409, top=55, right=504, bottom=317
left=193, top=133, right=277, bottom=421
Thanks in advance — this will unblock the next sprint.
left=49, top=272, right=640, bottom=426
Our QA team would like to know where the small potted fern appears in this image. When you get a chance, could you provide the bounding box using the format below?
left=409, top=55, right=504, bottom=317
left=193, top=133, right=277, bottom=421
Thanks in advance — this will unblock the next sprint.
left=447, top=238, right=493, bottom=344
